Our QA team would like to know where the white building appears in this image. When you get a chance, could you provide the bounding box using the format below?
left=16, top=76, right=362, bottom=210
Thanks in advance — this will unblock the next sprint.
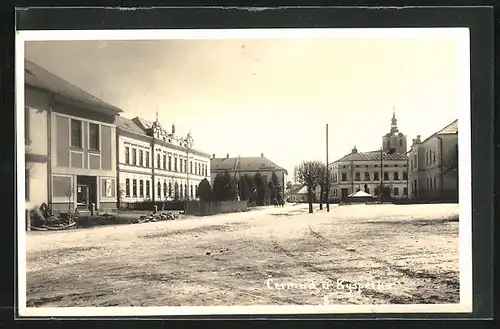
left=115, top=115, right=211, bottom=208
left=329, top=112, right=409, bottom=201
left=408, top=119, right=458, bottom=201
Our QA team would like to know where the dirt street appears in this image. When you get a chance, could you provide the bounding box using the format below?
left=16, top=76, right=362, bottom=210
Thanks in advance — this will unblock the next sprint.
left=25, top=203, right=459, bottom=307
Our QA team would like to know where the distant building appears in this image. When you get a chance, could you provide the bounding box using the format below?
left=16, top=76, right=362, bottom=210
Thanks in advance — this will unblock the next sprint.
left=329, top=111, right=409, bottom=201
left=210, top=153, right=288, bottom=196
left=287, top=184, right=321, bottom=203
left=408, top=119, right=458, bottom=202
left=24, top=60, right=122, bottom=215
left=115, top=114, right=211, bottom=208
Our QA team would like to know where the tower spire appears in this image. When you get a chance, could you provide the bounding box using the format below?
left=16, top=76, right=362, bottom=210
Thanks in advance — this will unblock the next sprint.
left=155, top=110, right=159, bottom=122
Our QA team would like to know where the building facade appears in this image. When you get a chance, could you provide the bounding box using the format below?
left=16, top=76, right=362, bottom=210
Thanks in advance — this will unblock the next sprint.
left=408, top=119, right=458, bottom=201
left=24, top=60, right=122, bottom=215
left=329, top=112, right=409, bottom=201
left=116, top=115, right=211, bottom=207
left=210, top=153, right=288, bottom=197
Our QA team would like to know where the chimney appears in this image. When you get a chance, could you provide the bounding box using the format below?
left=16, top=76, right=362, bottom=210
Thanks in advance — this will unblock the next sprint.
left=261, top=153, right=264, bottom=157
left=226, top=153, right=229, bottom=159
left=351, top=146, right=357, bottom=154
left=212, top=154, right=215, bottom=159
left=416, top=135, right=421, bottom=143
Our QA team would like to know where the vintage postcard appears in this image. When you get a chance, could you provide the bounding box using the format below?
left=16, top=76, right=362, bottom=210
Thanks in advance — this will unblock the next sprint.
left=16, top=27, right=471, bottom=317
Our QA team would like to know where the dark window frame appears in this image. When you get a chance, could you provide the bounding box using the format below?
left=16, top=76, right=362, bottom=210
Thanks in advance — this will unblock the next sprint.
left=88, top=122, right=100, bottom=151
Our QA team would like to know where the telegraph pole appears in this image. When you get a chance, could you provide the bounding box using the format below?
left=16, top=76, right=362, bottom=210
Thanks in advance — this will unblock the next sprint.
left=379, top=147, right=383, bottom=203
left=326, top=124, right=330, bottom=212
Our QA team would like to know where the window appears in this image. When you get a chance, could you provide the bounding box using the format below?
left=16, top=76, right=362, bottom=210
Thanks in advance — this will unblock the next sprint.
left=139, top=180, right=144, bottom=197
left=433, top=151, right=436, bottom=163
left=157, top=182, right=161, bottom=198
left=410, top=159, right=413, bottom=171
left=185, top=184, right=188, bottom=199
left=132, top=149, right=137, bottom=166
left=364, top=172, right=370, bottom=181
left=145, top=151, right=150, bottom=167
left=194, top=162, right=197, bottom=175
left=157, top=154, right=161, bottom=168
left=168, top=156, right=172, bottom=170
left=190, top=185, right=193, bottom=198
left=25, top=107, right=30, bottom=144
left=25, top=169, right=29, bottom=201
left=355, top=172, right=360, bottom=181
left=433, top=176, right=437, bottom=190
left=163, top=154, right=167, bottom=170
left=71, top=119, right=82, bottom=148
left=179, top=184, right=183, bottom=198
left=394, top=187, right=399, bottom=196
left=383, top=172, right=389, bottom=181
left=89, top=123, right=99, bottom=150
left=132, top=179, right=137, bottom=197
left=169, top=182, right=172, bottom=196
left=403, top=187, right=408, bottom=196
left=394, top=172, right=399, bottom=180
left=332, top=173, right=338, bottom=182
left=374, top=172, right=379, bottom=181
left=175, top=158, right=178, bottom=171
left=195, top=185, right=198, bottom=197
left=341, top=173, right=347, bottom=181
left=205, top=166, right=208, bottom=176
left=146, top=180, right=150, bottom=197
left=190, top=161, right=193, bottom=174
left=180, top=159, right=183, bottom=172
left=403, top=172, right=408, bottom=180
left=399, top=140, right=402, bottom=146
left=139, top=150, right=144, bottom=167
left=125, top=179, right=130, bottom=197
left=164, top=182, right=167, bottom=198
left=125, top=147, right=130, bottom=164
left=198, top=163, right=201, bottom=176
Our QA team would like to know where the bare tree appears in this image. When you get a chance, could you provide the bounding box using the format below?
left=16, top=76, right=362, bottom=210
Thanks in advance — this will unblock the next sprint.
left=295, top=160, right=323, bottom=213
left=317, top=163, right=327, bottom=210
left=442, top=144, right=458, bottom=177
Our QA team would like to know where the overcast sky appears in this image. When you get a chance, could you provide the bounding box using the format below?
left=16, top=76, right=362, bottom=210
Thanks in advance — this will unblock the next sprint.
left=24, top=34, right=464, bottom=179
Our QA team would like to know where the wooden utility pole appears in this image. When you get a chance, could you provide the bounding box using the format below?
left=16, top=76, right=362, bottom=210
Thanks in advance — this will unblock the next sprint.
left=326, top=124, right=330, bottom=212
left=379, top=147, right=383, bottom=202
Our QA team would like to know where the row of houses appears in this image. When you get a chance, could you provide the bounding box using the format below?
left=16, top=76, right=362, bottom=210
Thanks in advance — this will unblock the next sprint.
left=287, top=111, right=458, bottom=203
left=24, top=60, right=289, bottom=215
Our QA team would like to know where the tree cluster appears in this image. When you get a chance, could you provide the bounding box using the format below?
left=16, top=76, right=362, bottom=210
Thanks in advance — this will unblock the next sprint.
left=294, top=161, right=328, bottom=213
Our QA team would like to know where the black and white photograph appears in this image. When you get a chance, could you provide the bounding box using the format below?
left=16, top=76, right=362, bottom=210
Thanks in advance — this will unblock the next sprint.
left=16, top=25, right=472, bottom=317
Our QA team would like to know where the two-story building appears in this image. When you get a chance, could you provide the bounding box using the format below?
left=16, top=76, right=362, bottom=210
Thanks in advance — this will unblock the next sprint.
left=408, top=119, right=458, bottom=201
left=210, top=153, right=288, bottom=197
left=115, top=114, right=211, bottom=208
left=329, top=112, right=409, bottom=201
left=24, top=60, right=122, bottom=215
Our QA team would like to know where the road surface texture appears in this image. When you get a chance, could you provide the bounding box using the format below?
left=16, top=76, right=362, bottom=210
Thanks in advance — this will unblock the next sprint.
left=26, top=203, right=459, bottom=307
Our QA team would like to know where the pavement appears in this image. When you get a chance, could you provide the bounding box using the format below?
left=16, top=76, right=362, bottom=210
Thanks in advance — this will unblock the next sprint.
left=25, top=202, right=459, bottom=307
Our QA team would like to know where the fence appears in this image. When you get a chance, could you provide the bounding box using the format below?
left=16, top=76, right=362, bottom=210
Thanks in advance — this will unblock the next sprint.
left=119, top=200, right=186, bottom=211
left=185, top=200, right=248, bottom=216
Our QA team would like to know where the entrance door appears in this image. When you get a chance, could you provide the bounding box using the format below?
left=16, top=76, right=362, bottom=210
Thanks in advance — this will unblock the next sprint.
left=77, top=176, right=97, bottom=211
left=341, top=188, right=348, bottom=200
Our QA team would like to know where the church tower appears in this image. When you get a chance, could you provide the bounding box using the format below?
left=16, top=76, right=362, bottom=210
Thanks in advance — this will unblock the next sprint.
left=382, top=108, right=407, bottom=154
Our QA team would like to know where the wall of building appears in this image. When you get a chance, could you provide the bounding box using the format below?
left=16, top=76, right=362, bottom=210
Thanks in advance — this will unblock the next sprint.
left=329, top=159, right=409, bottom=200
left=117, top=130, right=211, bottom=203
left=408, top=133, right=458, bottom=201
left=210, top=169, right=286, bottom=195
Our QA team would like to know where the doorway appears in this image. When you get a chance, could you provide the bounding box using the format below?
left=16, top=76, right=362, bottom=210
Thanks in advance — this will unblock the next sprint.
left=77, top=175, right=97, bottom=212
left=341, top=188, right=349, bottom=200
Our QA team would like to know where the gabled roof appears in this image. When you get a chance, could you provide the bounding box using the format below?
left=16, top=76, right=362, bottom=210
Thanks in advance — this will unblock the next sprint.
left=24, top=59, right=123, bottom=115
left=131, top=117, right=156, bottom=131
left=436, top=119, right=458, bottom=135
left=417, top=119, right=459, bottom=145
left=115, top=116, right=146, bottom=135
left=211, top=156, right=288, bottom=175
left=333, top=150, right=408, bottom=163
